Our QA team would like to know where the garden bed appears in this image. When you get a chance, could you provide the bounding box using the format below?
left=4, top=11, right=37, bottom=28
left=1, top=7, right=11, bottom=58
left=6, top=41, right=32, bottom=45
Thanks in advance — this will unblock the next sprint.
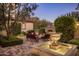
left=0, top=35, right=23, bottom=47
left=69, top=39, right=79, bottom=49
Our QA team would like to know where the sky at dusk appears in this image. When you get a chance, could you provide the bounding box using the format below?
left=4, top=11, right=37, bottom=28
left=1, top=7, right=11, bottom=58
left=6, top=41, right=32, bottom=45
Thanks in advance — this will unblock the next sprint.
left=34, top=3, right=78, bottom=22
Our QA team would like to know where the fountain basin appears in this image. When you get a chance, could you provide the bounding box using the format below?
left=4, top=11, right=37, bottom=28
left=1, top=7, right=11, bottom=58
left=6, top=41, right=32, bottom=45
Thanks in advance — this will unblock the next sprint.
left=31, top=41, right=77, bottom=56
left=39, top=41, right=72, bottom=55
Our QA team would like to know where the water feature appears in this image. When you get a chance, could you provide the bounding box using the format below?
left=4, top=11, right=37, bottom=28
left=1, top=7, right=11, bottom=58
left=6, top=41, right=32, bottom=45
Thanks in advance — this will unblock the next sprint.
left=37, top=32, right=77, bottom=55
left=31, top=26, right=77, bottom=56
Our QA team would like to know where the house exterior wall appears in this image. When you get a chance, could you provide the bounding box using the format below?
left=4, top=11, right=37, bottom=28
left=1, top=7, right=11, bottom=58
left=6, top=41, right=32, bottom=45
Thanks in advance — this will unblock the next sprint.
left=74, top=25, right=79, bottom=39
left=21, top=22, right=33, bottom=32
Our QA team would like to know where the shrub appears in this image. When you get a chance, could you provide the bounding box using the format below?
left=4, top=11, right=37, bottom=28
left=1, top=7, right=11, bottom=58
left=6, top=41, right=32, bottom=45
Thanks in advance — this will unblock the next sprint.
left=11, top=23, right=21, bottom=35
left=0, top=35, right=23, bottom=47
left=8, top=35, right=16, bottom=40
left=69, top=39, right=79, bottom=45
left=69, top=39, right=79, bottom=49
left=54, top=16, right=76, bottom=43
left=0, top=25, right=4, bottom=31
left=39, top=28, right=45, bottom=34
left=21, top=32, right=26, bottom=35
left=0, top=26, right=2, bottom=31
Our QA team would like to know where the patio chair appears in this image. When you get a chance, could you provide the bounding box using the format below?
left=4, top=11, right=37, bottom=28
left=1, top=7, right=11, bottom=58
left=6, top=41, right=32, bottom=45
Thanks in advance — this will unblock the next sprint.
left=26, top=31, right=39, bottom=42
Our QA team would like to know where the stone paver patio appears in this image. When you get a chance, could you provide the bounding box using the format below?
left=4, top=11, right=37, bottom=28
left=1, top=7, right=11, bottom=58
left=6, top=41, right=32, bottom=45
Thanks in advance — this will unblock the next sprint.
left=0, top=39, right=79, bottom=56
left=0, top=40, right=43, bottom=56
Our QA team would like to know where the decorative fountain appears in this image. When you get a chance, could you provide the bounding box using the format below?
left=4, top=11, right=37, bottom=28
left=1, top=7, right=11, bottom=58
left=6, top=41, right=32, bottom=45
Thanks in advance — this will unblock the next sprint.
left=36, top=31, right=77, bottom=55
left=49, top=32, right=62, bottom=49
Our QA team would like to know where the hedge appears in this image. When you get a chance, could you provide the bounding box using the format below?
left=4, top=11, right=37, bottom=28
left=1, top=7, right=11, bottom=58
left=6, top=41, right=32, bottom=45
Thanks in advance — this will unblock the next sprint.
left=69, top=39, right=79, bottom=49
left=69, top=39, right=79, bottom=45
left=0, top=35, right=23, bottom=47
left=11, top=23, right=21, bottom=35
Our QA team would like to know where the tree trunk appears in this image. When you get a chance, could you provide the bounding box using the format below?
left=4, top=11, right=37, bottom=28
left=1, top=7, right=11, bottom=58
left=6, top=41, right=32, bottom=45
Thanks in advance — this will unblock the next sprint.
left=6, top=3, right=12, bottom=40
left=4, top=24, right=9, bottom=40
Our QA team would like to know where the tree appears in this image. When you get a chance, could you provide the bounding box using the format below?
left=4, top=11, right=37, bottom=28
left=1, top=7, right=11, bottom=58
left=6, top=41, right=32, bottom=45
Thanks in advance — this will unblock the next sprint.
left=33, top=19, right=50, bottom=31
left=0, top=3, right=38, bottom=39
left=66, top=12, right=79, bottom=21
left=0, top=3, right=14, bottom=39
left=20, top=4, right=38, bottom=21
left=54, top=16, right=76, bottom=43
left=65, top=4, right=79, bottom=21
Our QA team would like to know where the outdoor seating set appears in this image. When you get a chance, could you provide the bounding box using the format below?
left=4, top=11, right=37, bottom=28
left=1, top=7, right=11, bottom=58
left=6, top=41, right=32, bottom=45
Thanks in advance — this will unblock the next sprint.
left=26, top=30, right=50, bottom=42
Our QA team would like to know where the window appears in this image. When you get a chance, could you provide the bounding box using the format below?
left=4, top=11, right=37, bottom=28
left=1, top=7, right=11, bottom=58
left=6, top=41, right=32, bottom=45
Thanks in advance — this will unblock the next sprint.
left=22, top=23, right=26, bottom=30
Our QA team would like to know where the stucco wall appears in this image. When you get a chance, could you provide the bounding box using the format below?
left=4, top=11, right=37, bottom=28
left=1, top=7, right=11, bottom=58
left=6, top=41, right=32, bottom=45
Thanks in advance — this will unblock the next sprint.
left=21, top=22, right=33, bottom=32
left=74, top=25, right=79, bottom=39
